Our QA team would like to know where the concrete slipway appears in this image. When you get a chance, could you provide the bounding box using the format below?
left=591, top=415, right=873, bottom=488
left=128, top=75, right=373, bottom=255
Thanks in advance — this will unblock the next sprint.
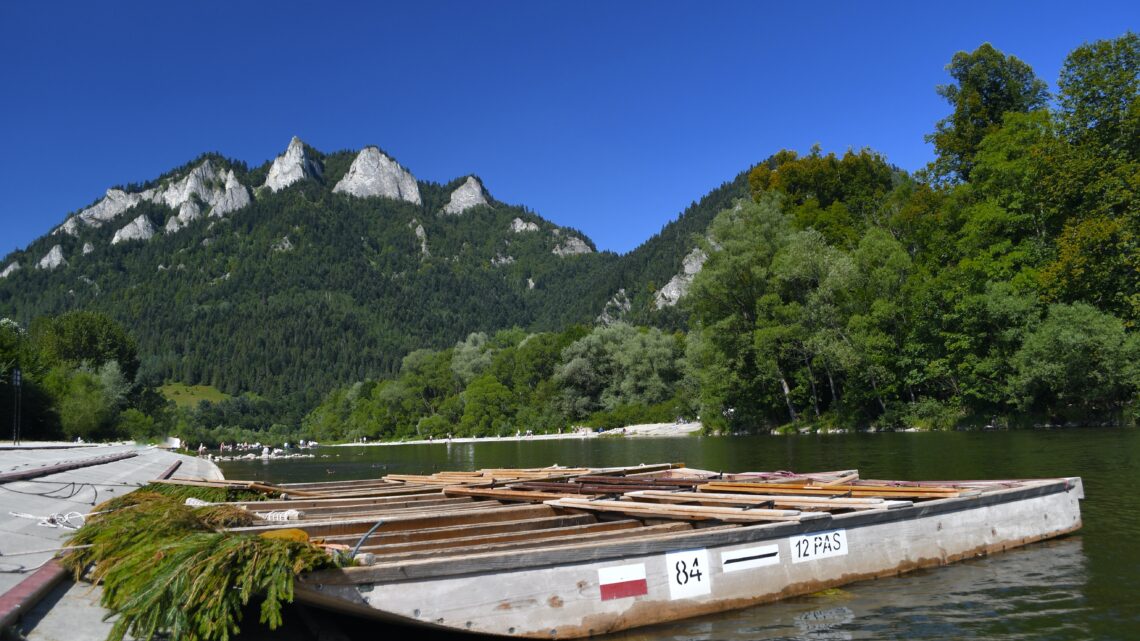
left=0, top=443, right=221, bottom=640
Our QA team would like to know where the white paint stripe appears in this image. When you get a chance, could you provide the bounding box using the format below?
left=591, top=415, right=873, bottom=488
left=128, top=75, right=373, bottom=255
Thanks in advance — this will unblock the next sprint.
left=721, top=544, right=780, bottom=572
left=598, top=563, right=646, bottom=585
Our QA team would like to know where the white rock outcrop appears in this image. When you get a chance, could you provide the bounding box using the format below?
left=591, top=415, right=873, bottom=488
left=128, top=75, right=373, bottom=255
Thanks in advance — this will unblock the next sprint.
left=596, top=289, right=631, bottom=325
left=209, top=170, right=251, bottom=217
left=408, top=219, right=429, bottom=257
left=165, top=201, right=201, bottom=233
left=272, top=236, right=294, bottom=252
left=333, top=147, right=421, bottom=204
left=441, top=177, right=487, bottom=215
left=491, top=254, right=514, bottom=267
left=1, top=262, right=20, bottom=278
left=264, top=136, right=322, bottom=192
left=82, top=242, right=94, bottom=255
left=55, top=217, right=81, bottom=236
left=37, top=245, right=67, bottom=270
left=654, top=248, right=707, bottom=308
left=57, top=159, right=251, bottom=238
left=65, top=188, right=154, bottom=232
left=510, top=217, right=539, bottom=233
left=552, top=234, right=592, bottom=257
left=112, top=215, right=156, bottom=245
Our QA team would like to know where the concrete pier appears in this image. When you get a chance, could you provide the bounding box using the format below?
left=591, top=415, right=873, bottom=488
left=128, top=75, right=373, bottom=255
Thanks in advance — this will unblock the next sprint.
left=0, top=443, right=221, bottom=639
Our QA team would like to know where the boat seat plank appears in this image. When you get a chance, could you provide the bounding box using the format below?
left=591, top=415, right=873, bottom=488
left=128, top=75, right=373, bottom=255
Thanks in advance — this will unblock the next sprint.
left=318, top=514, right=598, bottom=546
left=443, top=487, right=588, bottom=502
left=363, top=522, right=695, bottom=563
left=626, top=490, right=914, bottom=511
left=231, top=503, right=556, bottom=537
left=359, top=519, right=643, bottom=555
left=547, top=497, right=831, bottom=523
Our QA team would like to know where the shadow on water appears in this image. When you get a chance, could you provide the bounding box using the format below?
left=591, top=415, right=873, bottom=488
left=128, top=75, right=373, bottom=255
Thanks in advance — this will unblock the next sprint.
left=219, top=428, right=1140, bottom=641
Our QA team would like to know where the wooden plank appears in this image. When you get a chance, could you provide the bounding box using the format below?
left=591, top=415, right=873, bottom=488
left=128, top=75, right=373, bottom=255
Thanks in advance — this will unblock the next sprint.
left=817, top=471, right=860, bottom=487
left=250, top=496, right=471, bottom=517
left=571, top=476, right=707, bottom=487
left=0, top=451, right=138, bottom=483
left=319, top=514, right=597, bottom=546
left=700, top=482, right=961, bottom=499
left=360, top=519, right=643, bottom=555
left=280, top=478, right=406, bottom=489
left=230, top=492, right=450, bottom=511
left=624, top=490, right=907, bottom=511
left=442, top=487, right=586, bottom=502
left=257, top=499, right=494, bottom=522
left=231, top=503, right=556, bottom=537
left=362, top=522, right=694, bottom=562
left=548, top=497, right=830, bottom=523
left=705, top=481, right=959, bottom=494
left=629, top=488, right=893, bottom=508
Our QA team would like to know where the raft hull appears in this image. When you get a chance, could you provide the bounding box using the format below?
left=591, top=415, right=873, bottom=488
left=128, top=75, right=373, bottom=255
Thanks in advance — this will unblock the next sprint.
left=296, top=477, right=1083, bottom=638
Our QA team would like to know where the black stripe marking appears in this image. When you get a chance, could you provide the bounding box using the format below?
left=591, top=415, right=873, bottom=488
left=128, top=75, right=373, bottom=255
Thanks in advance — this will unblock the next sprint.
left=724, top=552, right=778, bottom=564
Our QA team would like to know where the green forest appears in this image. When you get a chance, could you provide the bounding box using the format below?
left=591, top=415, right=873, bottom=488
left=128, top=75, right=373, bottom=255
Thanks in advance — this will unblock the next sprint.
left=1, top=34, right=1137, bottom=443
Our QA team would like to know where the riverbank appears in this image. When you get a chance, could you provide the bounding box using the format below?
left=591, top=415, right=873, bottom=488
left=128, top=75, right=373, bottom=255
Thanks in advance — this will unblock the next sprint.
left=331, top=421, right=704, bottom=447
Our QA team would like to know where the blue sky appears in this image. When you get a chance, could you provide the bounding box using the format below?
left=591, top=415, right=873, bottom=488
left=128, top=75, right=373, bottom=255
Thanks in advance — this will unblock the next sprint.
left=0, top=1, right=1134, bottom=256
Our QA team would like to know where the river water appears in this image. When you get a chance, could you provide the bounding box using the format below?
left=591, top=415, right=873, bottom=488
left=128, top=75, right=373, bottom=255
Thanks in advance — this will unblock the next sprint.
left=219, top=428, right=1139, bottom=640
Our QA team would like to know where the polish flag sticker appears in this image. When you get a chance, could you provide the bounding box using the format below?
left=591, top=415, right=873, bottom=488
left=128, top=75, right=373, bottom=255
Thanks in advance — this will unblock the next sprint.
left=597, top=563, right=648, bottom=601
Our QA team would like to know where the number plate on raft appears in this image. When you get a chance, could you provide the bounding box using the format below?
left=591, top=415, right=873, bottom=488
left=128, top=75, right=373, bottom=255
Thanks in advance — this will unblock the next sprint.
left=666, top=548, right=711, bottom=599
left=790, top=528, right=848, bottom=563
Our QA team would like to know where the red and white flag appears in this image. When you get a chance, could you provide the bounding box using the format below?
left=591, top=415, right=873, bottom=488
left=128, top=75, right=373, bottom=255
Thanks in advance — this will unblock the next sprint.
left=597, top=563, right=648, bottom=601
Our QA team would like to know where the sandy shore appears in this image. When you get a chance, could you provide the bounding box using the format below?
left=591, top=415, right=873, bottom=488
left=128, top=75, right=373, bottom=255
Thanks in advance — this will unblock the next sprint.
left=332, top=421, right=703, bottom=447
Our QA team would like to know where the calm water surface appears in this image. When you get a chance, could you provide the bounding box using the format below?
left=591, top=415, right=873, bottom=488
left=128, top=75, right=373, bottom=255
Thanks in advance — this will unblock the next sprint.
left=220, top=429, right=1139, bottom=640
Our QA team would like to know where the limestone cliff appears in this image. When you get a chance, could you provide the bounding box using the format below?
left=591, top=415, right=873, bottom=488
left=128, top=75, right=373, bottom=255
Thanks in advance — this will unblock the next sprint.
left=0, top=262, right=20, bottom=278
left=441, top=177, right=488, bottom=215
left=654, top=247, right=707, bottom=308
left=112, top=215, right=156, bottom=244
left=37, top=245, right=66, bottom=270
left=333, top=147, right=421, bottom=204
left=210, top=169, right=251, bottom=217
left=57, top=159, right=251, bottom=238
left=264, top=136, right=322, bottom=192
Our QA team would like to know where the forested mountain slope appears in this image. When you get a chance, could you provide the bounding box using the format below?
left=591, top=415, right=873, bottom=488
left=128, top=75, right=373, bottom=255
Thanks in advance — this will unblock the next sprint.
left=0, top=139, right=633, bottom=406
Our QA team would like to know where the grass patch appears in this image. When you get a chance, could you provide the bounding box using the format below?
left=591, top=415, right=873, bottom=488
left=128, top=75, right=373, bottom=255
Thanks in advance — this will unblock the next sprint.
left=160, top=382, right=231, bottom=408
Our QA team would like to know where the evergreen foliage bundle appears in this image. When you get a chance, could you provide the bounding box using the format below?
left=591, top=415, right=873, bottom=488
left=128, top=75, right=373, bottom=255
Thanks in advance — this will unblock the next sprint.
left=63, top=491, right=335, bottom=641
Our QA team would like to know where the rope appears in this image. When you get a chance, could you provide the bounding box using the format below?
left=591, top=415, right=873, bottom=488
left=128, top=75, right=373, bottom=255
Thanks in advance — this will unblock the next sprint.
left=7, top=502, right=130, bottom=529
left=0, top=480, right=104, bottom=505
left=9, top=510, right=86, bottom=529
left=0, top=543, right=92, bottom=557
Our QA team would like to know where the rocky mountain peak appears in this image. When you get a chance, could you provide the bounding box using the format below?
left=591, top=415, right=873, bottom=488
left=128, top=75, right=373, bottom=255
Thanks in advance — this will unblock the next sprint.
left=441, top=176, right=488, bottom=215
left=263, top=136, right=322, bottom=192
left=333, top=147, right=421, bottom=204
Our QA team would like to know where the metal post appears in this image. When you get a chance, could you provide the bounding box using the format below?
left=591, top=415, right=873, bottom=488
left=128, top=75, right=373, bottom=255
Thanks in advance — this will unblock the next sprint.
left=11, top=368, right=20, bottom=446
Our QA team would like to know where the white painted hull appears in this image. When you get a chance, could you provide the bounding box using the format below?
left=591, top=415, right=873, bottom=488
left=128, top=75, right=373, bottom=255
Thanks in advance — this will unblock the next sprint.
left=297, top=477, right=1083, bottom=638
